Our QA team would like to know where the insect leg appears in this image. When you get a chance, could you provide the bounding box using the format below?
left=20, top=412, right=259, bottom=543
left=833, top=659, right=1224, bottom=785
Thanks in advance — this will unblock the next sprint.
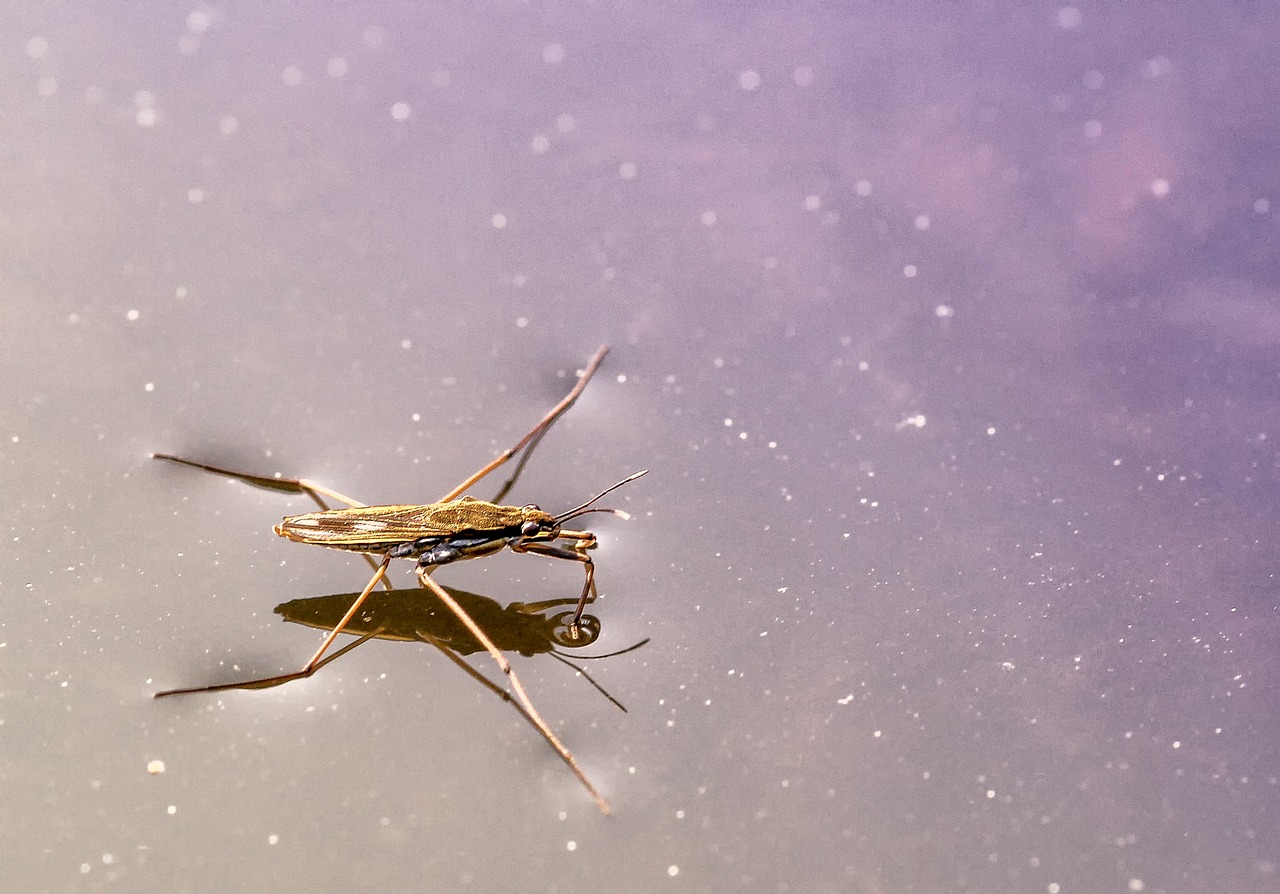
left=152, top=453, right=367, bottom=511
left=153, top=453, right=395, bottom=584
left=154, top=557, right=392, bottom=697
left=438, top=344, right=609, bottom=502
left=508, top=539, right=598, bottom=634
left=415, top=569, right=611, bottom=815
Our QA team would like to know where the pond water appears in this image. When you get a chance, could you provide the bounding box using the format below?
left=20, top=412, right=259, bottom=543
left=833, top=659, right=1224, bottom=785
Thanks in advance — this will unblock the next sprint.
left=4, top=4, right=1278, bottom=893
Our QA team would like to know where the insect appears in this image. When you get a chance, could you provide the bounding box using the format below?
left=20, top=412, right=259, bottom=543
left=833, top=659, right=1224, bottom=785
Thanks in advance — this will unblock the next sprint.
left=152, top=345, right=644, bottom=813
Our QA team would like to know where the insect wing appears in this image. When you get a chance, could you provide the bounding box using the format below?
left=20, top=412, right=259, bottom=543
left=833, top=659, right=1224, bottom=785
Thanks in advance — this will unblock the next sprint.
left=276, top=497, right=526, bottom=547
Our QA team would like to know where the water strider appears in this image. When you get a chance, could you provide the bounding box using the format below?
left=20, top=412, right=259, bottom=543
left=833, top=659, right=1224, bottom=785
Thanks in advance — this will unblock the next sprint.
left=152, top=345, right=645, bottom=814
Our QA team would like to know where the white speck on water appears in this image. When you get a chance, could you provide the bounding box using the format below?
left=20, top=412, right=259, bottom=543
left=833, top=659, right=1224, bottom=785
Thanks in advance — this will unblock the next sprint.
left=516, top=316, right=529, bottom=328
left=219, top=115, right=238, bottom=135
left=565, top=839, right=577, bottom=851
left=400, top=339, right=412, bottom=349
left=147, top=759, right=165, bottom=774
left=136, top=107, right=157, bottom=127
left=616, top=374, right=627, bottom=383
left=102, top=853, right=115, bottom=865
left=531, top=134, right=550, bottom=153
left=915, top=214, right=931, bottom=230
left=668, top=865, right=680, bottom=877
left=144, top=382, right=155, bottom=392
left=1057, top=6, right=1083, bottom=30
left=855, top=179, right=872, bottom=197
left=391, top=102, right=411, bottom=121
left=738, top=70, right=761, bottom=91
left=491, top=213, right=507, bottom=229
left=126, top=309, right=139, bottom=321
left=724, top=418, right=733, bottom=427
left=1151, top=178, right=1171, bottom=197
left=167, top=804, right=177, bottom=815
left=188, top=188, right=204, bottom=203
left=700, top=210, right=717, bottom=226
left=804, top=195, right=821, bottom=211
left=187, top=10, right=212, bottom=33
left=837, top=694, right=853, bottom=705
left=267, top=834, right=279, bottom=845
left=327, top=57, right=348, bottom=78
left=1129, top=880, right=1145, bottom=892
left=619, top=161, right=638, bottom=180
left=935, top=304, right=954, bottom=318
left=903, top=264, right=918, bottom=278
left=27, top=36, right=49, bottom=59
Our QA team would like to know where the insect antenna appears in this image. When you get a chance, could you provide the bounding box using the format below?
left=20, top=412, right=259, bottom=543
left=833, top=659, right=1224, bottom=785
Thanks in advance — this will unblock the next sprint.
left=554, top=469, right=648, bottom=523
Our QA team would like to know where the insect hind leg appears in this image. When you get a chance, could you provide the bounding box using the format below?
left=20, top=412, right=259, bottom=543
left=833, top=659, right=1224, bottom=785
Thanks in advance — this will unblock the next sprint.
left=152, top=453, right=367, bottom=511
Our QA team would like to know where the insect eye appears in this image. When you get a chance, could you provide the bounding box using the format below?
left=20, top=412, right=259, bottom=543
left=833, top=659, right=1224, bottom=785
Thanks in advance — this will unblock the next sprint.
left=521, top=520, right=542, bottom=537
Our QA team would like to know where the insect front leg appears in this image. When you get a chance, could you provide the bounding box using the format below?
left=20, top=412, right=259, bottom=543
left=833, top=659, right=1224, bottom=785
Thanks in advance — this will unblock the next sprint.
left=508, top=534, right=599, bottom=636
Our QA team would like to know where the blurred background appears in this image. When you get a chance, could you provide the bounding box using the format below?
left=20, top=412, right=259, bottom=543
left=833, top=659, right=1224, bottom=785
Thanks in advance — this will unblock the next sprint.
left=2, top=3, right=1277, bottom=892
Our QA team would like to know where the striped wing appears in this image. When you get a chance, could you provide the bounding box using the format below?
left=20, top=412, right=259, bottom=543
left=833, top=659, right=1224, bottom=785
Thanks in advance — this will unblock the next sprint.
left=275, top=496, right=525, bottom=548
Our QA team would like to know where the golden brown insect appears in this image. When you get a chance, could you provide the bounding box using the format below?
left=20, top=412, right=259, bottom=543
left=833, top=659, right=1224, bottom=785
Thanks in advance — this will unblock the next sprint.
left=152, top=345, right=644, bottom=814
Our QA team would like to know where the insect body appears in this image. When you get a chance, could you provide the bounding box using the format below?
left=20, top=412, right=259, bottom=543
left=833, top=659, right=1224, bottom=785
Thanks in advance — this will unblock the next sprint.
left=272, top=474, right=644, bottom=631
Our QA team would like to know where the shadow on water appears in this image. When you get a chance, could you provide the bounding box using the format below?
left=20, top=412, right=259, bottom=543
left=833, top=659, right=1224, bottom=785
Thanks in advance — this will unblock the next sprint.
left=274, top=585, right=649, bottom=711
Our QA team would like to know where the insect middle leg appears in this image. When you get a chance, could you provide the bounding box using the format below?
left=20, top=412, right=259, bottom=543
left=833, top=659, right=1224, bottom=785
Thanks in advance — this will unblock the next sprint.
left=154, top=557, right=392, bottom=697
left=438, top=344, right=609, bottom=502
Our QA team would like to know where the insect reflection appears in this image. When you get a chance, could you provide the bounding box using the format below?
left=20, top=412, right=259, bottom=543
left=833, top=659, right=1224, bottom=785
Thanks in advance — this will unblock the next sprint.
left=274, top=586, right=648, bottom=712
